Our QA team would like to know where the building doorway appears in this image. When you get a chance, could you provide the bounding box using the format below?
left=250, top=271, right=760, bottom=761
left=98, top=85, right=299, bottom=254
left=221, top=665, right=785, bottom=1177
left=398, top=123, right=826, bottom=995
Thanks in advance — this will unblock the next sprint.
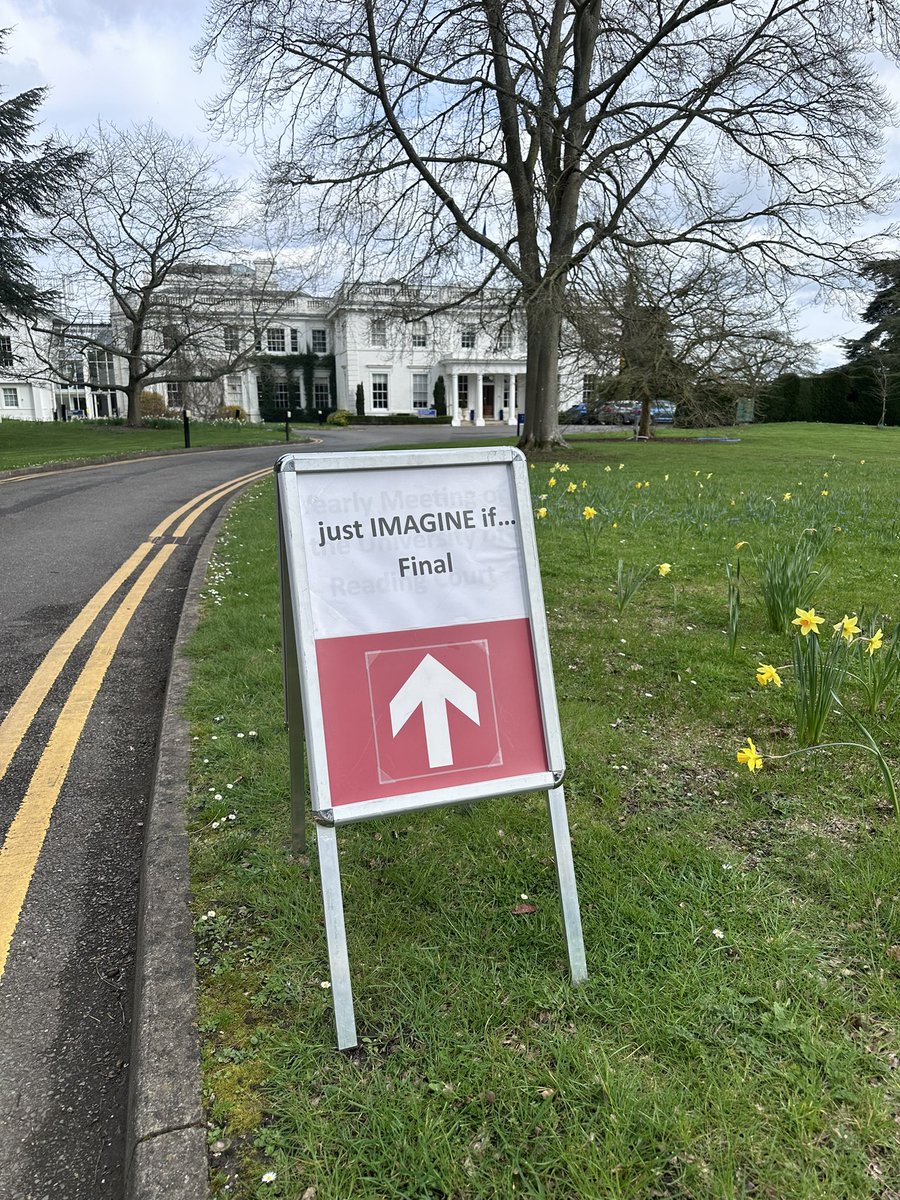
left=482, top=376, right=495, bottom=418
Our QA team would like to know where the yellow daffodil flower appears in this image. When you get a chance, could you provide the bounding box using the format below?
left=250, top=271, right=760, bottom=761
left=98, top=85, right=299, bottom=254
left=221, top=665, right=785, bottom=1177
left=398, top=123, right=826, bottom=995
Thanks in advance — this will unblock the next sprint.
left=792, top=607, right=825, bottom=636
left=755, top=664, right=782, bottom=688
left=735, top=541, right=748, bottom=550
left=867, top=628, right=884, bottom=655
left=783, top=492, right=792, bottom=501
left=635, top=482, right=642, bottom=489
left=664, top=474, right=669, bottom=481
left=567, top=482, right=577, bottom=493
left=821, top=489, right=828, bottom=497
left=548, top=477, right=557, bottom=487
left=736, top=737, right=763, bottom=773
left=604, top=465, right=612, bottom=472
left=559, top=464, right=570, bottom=472
left=536, top=507, right=548, bottom=519
left=658, top=563, right=671, bottom=576
left=582, top=506, right=597, bottom=520
left=618, top=463, right=624, bottom=470
left=833, top=614, right=860, bottom=642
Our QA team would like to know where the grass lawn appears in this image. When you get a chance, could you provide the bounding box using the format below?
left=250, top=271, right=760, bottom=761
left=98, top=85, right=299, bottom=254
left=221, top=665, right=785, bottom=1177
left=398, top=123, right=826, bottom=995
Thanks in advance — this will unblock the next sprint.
left=185, top=423, right=900, bottom=1199
left=0, top=418, right=305, bottom=472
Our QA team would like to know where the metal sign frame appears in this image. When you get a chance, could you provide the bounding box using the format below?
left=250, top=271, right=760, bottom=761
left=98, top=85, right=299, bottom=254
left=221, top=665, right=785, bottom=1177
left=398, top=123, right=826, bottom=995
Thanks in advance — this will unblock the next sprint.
left=275, top=447, right=586, bottom=1049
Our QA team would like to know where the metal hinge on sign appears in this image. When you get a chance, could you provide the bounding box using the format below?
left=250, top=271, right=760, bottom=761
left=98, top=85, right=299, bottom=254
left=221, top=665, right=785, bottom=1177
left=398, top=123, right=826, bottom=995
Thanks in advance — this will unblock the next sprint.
left=312, top=809, right=335, bottom=827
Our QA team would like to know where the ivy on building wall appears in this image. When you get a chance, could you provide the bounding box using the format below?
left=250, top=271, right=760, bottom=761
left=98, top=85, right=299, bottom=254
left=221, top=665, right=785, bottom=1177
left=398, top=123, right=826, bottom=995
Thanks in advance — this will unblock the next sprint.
left=254, top=351, right=336, bottom=421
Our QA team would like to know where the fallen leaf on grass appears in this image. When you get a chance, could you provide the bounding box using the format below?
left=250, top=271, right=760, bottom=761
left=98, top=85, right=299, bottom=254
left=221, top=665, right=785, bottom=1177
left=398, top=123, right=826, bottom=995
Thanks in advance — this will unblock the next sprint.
left=886, top=945, right=900, bottom=962
left=512, top=903, right=537, bottom=915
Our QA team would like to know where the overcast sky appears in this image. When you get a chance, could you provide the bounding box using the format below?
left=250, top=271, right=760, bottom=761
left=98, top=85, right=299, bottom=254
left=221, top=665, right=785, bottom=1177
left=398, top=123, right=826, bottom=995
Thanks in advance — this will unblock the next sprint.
left=1, top=0, right=896, bottom=365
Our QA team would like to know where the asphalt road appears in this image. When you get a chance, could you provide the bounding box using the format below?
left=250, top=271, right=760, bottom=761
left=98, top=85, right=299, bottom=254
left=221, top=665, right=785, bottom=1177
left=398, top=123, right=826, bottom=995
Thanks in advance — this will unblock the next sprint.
left=0, top=423, right=512, bottom=1199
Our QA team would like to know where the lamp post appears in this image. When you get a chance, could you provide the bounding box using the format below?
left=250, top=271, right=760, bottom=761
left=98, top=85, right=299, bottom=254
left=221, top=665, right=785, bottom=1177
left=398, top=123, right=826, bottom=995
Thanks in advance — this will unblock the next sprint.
left=285, top=409, right=291, bottom=443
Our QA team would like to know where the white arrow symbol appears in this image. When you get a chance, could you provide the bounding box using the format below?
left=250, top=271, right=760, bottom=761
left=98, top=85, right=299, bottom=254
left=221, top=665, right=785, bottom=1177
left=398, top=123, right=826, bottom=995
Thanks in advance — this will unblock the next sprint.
left=389, top=653, right=480, bottom=768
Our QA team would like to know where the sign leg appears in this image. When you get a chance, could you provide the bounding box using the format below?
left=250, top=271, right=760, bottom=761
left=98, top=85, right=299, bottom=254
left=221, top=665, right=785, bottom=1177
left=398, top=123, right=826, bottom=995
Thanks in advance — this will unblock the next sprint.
left=278, top=489, right=307, bottom=857
left=316, top=824, right=359, bottom=1050
left=546, top=786, right=587, bottom=984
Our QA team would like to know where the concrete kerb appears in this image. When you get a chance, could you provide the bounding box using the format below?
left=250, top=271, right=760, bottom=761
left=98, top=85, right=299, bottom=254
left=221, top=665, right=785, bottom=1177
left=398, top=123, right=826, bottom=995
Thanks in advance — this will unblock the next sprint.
left=124, top=480, right=263, bottom=1199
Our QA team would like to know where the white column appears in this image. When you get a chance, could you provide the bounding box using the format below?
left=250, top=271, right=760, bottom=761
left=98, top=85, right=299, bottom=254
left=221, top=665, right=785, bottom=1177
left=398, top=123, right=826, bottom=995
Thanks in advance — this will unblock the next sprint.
left=506, top=373, right=517, bottom=424
left=448, top=369, right=460, bottom=426
left=474, top=371, right=485, bottom=426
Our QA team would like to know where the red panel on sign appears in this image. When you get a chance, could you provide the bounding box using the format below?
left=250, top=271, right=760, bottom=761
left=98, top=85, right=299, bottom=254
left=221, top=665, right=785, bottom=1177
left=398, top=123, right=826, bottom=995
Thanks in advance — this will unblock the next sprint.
left=315, top=618, right=549, bottom=806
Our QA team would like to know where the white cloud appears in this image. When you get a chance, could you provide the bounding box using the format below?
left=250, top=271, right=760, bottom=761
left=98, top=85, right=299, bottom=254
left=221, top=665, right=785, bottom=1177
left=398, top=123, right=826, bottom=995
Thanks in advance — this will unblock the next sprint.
left=0, top=0, right=226, bottom=145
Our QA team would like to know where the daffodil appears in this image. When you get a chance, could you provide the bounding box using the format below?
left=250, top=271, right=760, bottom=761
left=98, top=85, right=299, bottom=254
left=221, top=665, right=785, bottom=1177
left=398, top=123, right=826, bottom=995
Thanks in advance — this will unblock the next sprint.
left=755, top=664, right=782, bottom=688
left=735, top=541, right=748, bottom=550
left=658, top=563, right=671, bottom=576
left=783, top=492, right=792, bottom=501
left=548, top=477, right=557, bottom=487
left=833, top=614, right=860, bottom=642
left=618, top=463, right=624, bottom=470
left=536, top=507, right=548, bottom=519
left=821, top=489, right=828, bottom=497
left=635, top=481, right=642, bottom=489
left=604, top=464, right=612, bottom=472
left=867, top=628, right=884, bottom=655
left=736, top=737, right=763, bottom=773
left=567, top=482, right=577, bottom=493
left=792, top=607, right=825, bottom=636
left=664, top=473, right=669, bottom=481
left=582, top=506, right=597, bottom=520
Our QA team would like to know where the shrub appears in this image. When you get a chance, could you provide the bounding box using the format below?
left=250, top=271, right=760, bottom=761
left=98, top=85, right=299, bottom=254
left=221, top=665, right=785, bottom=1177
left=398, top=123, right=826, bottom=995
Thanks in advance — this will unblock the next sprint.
left=355, top=382, right=365, bottom=416
left=140, top=390, right=167, bottom=418
left=326, top=409, right=350, bottom=426
left=433, top=375, right=447, bottom=417
left=216, top=404, right=247, bottom=422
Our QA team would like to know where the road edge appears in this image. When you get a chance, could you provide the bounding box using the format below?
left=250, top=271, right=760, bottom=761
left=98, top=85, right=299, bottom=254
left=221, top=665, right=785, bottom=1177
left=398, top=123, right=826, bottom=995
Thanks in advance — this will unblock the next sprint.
left=124, top=482, right=258, bottom=1199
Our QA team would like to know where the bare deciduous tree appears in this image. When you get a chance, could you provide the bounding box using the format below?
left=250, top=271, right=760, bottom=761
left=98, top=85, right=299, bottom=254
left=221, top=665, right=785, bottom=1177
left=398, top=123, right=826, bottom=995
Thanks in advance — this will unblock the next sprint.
left=570, top=247, right=815, bottom=430
left=201, top=0, right=899, bottom=448
left=34, top=121, right=291, bottom=425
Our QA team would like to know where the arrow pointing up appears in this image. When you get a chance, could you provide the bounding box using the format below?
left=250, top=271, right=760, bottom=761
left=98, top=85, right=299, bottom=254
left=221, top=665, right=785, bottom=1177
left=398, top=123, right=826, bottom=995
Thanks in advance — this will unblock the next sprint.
left=389, top=654, right=480, bottom=769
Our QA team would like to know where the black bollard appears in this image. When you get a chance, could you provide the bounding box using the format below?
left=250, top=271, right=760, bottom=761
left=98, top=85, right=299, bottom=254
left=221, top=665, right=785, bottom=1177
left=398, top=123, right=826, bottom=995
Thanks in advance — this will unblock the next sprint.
left=285, top=410, right=291, bottom=443
left=182, top=407, right=191, bottom=449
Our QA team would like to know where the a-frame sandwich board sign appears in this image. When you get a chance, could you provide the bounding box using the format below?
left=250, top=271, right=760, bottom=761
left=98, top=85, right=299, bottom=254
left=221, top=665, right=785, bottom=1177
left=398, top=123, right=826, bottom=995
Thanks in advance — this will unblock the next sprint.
left=275, top=447, right=586, bottom=1049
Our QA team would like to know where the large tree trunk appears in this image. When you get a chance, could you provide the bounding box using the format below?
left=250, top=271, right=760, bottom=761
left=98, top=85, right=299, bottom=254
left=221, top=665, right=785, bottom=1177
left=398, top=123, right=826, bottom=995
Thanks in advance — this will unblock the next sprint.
left=126, top=376, right=142, bottom=427
left=518, top=296, right=566, bottom=451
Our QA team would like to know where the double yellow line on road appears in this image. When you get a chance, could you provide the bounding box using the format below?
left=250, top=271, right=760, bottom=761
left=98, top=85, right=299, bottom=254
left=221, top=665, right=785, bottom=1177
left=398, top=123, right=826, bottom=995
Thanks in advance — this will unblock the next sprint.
left=0, top=467, right=269, bottom=980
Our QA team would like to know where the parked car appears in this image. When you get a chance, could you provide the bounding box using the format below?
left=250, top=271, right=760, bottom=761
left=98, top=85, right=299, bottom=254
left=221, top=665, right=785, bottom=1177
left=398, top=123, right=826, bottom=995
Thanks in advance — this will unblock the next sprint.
left=560, top=402, right=589, bottom=424
left=650, top=400, right=676, bottom=424
left=597, top=400, right=641, bottom=425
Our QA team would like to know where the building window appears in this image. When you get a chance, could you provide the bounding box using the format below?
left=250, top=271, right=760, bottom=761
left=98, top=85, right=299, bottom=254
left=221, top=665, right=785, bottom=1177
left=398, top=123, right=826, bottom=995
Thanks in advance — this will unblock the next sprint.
left=290, top=328, right=299, bottom=353
left=412, top=373, right=429, bottom=408
left=273, top=382, right=290, bottom=408
left=311, top=328, right=328, bottom=354
left=460, top=325, right=477, bottom=349
left=411, top=321, right=427, bottom=348
left=371, top=318, right=387, bottom=347
left=457, top=374, right=469, bottom=409
left=371, top=372, right=389, bottom=409
left=167, top=381, right=181, bottom=404
left=223, top=326, right=239, bottom=353
left=313, top=379, right=331, bottom=407
left=86, top=348, right=115, bottom=387
left=496, top=326, right=513, bottom=352
left=0, top=336, right=13, bottom=368
left=3, top=386, right=19, bottom=408
left=582, top=374, right=600, bottom=405
left=266, top=328, right=286, bottom=353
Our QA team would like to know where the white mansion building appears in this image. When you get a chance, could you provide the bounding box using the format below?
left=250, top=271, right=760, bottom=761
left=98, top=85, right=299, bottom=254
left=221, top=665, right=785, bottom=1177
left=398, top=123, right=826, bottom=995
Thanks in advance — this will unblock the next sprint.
left=0, top=268, right=586, bottom=426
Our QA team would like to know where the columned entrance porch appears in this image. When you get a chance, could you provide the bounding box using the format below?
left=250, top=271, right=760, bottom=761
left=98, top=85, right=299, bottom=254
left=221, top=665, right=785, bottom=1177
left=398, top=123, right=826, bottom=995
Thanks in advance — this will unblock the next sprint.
left=442, top=358, right=526, bottom=428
